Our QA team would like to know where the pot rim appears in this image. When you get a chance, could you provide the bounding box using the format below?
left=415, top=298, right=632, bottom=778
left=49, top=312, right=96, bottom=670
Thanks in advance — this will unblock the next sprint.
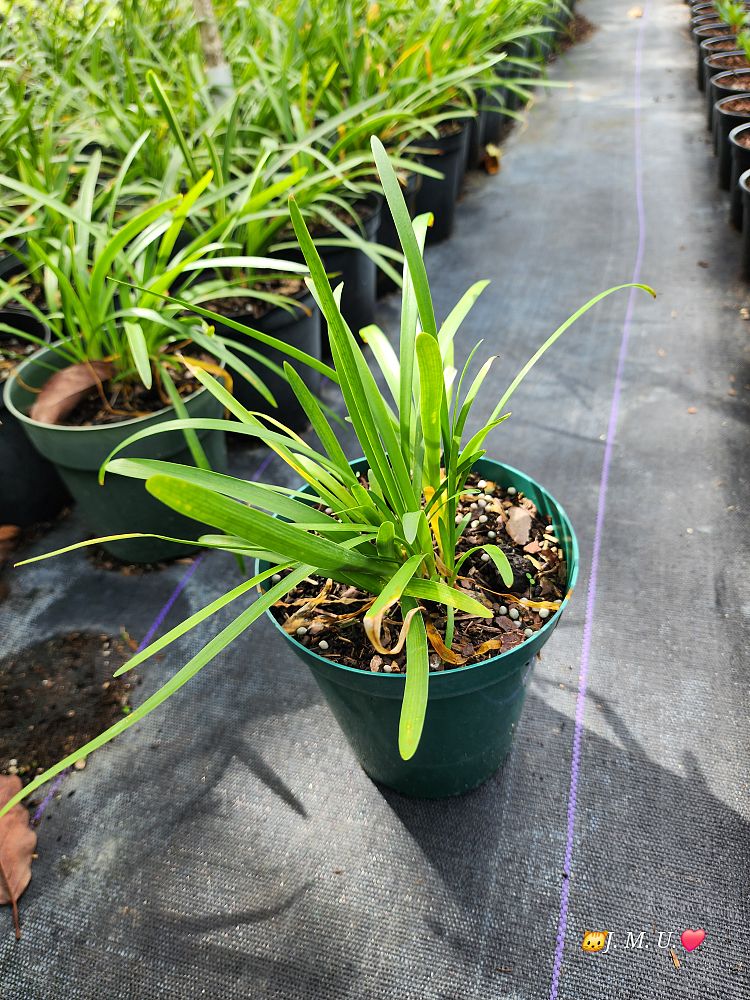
left=705, top=50, right=748, bottom=67
left=710, top=68, right=750, bottom=86
left=700, top=35, right=739, bottom=51
left=738, top=166, right=750, bottom=191
left=3, top=340, right=210, bottom=433
left=716, top=92, right=750, bottom=115
left=262, top=456, right=579, bottom=684
left=729, top=120, right=750, bottom=142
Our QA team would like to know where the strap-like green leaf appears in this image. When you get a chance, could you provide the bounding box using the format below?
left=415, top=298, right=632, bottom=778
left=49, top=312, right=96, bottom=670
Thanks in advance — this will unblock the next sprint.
left=399, top=597, right=429, bottom=760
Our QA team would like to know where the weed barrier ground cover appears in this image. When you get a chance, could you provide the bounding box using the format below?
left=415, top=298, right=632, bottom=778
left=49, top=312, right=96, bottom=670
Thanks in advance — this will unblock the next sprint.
left=1, top=1, right=748, bottom=997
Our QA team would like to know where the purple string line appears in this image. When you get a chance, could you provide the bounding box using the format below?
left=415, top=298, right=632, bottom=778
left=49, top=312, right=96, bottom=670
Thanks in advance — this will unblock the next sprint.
left=548, top=5, right=649, bottom=997
left=31, top=449, right=275, bottom=825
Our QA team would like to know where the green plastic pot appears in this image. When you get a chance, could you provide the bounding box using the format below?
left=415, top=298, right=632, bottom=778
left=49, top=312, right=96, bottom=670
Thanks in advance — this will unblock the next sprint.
left=4, top=345, right=228, bottom=562
left=261, top=457, right=579, bottom=799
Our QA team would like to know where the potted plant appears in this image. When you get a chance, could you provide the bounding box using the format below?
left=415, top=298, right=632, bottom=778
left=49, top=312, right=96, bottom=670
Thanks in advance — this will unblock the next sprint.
left=0, top=153, right=314, bottom=562
left=2, top=140, right=653, bottom=813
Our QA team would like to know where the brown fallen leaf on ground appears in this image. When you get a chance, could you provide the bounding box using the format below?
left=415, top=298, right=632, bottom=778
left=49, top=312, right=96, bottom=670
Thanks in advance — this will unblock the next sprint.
left=505, top=506, right=533, bottom=545
left=29, top=361, right=114, bottom=424
left=687, top=406, right=697, bottom=414
left=0, top=775, right=37, bottom=939
left=482, top=144, right=501, bottom=175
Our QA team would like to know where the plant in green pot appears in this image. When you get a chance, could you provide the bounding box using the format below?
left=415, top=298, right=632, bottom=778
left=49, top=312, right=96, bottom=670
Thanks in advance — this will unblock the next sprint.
left=3, top=139, right=653, bottom=813
left=0, top=149, right=313, bottom=562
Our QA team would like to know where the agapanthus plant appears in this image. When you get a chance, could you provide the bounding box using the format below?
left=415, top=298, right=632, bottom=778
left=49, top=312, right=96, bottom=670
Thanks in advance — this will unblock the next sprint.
left=1, top=139, right=653, bottom=823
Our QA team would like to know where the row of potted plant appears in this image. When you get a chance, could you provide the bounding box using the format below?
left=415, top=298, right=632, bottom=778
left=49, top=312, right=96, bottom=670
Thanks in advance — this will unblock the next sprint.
left=0, top=0, right=574, bottom=564
left=688, top=0, right=750, bottom=275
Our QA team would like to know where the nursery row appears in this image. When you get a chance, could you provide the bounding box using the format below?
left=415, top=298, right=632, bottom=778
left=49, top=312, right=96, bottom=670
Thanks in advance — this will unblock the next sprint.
left=688, top=0, right=750, bottom=270
left=1, top=0, right=575, bottom=560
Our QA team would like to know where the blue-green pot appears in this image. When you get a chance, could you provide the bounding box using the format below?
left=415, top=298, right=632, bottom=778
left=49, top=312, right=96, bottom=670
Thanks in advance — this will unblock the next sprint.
left=4, top=345, right=228, bottom=563
left=261, top=457, right=578, bottom=799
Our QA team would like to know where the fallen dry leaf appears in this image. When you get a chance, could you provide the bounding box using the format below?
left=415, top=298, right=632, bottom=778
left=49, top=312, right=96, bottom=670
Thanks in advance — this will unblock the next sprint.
left=505, top=506, right=532, bottom=545
left=482, top=143, right=501, bottom=175
left=0, top=775, right=37, bottom=940
left=627, top=5, right=643, bottom=17
left=30, top=361, right=114, bottom=425
left=687, top=406, right=697, bottom=414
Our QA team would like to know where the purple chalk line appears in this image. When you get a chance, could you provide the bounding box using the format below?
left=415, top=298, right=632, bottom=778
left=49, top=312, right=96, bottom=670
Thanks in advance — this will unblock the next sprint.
left=31, top=449, right=275, bottom=824
left=548, top=6, right=649, bottom=997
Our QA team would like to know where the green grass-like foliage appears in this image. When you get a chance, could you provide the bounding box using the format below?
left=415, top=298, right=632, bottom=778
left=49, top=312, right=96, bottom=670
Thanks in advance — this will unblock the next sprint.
left=2, top=140, right=654, bottom=823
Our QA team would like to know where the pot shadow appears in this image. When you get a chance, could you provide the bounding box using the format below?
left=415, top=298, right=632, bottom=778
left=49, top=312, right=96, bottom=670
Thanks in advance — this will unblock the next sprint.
left=374, top=686, right=750, bottom=989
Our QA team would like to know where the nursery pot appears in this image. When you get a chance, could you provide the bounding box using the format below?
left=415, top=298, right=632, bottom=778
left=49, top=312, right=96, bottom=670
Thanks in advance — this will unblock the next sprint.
left=693, top=23, right=734, bottom=47
left=739, top=168, right=750, bottom=276
left=707, top=70, right=750, bottom=130
left=210, top=286, right=322, bottom=432
left=729, top=122, right=750, bottom=226
left=465, top=91, right=487, bottom=171
left=283, top=194, right=382, bottom=344
left=260, top=457, right=579, bottom=799
left=698, top=36, right=737, bottom=91
left=704, top=51, right=749, bottom=100
left=413, top=123, right=470, bottom=244
left=0, top=314, right=69, bottom=526
left=714, top=93, right=750, bottom=188
left=375, top=170, right=422, bottom=297
left=483, top=90, right=507, bottom=145
left=4, top=345, right=228, bottom=562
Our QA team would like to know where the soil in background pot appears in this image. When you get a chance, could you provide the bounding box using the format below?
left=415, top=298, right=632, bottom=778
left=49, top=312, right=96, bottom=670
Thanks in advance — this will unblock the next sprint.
left=202, top=279, right=322, bottom=432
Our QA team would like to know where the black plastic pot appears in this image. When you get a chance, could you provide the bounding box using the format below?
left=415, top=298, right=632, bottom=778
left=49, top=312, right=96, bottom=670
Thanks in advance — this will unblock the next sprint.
left=729, top=123, right=750, bottom=227
left=698, top=36, right=737, bottom=91
left=4, top=346, right=228, bottom=562
left=282, top=193, right=382, bottom=343
left=413, top=124, right=469, bottom=244
left=0, top=313, right=69, bottom=526
left=465, top=90, right=487, bottom=171
left=704, top=51, right=749, bottom=99
left=483, top=90, right=507, bottom=145
left=375, top=171, right=422, bottom=297
left=714, top=93, right=750, bottom=189
left=740, top=168, right=750, bottom=276
left=211, top=287, right=322, bottom=432
left=707, top=70, right=750, bottom=130
left=693, top=24, right=732, bottom=47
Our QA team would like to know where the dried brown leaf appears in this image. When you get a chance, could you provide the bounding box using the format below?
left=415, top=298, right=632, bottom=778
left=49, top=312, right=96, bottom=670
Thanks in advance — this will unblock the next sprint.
left=505, top=506, right=533, bottom=545
left=0, top=775, right=37, bottom=939
left=29, top=361, right=114, bottom=425
left=482, top=144, right=501, bottom=175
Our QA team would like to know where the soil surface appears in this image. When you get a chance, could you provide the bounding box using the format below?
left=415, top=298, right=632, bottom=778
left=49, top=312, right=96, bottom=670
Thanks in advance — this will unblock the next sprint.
left=270, top=473, right=568, bottom=674
left=724, top=98, right=750, bottom=113
left=0, top=632, right=137, bottom=784
left=199, top=277, right=307, bottom=321
left=709, top=53, right=750, bottom=69
left=719, top=72, right=750, bottom=90
left=60, top=353, right=207, bottom=427
left=705, top=39, right=740, bottom=54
